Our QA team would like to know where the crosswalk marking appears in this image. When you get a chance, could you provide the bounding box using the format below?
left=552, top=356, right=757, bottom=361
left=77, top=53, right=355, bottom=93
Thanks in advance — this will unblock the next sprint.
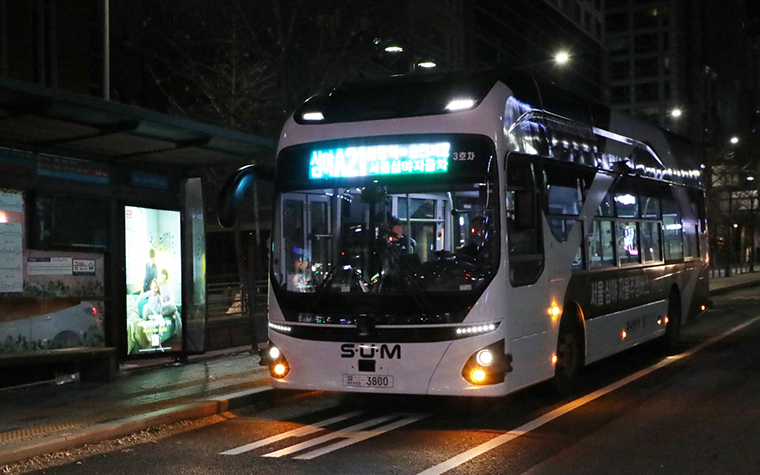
left=221, top=410, right=430, bottom=459
left=262, top=413, right=399, bottom=458
left=293, top=413, right=429, bottom=460
left=219, top=411, right=365, bottom=455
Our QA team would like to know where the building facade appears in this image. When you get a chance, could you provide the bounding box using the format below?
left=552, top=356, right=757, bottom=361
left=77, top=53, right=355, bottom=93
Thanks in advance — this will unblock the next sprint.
left=465, top=0, right=607, bottom=101
left=605, top=0, right=747, bottom=142
left=604, top=0, right=751, bottom=273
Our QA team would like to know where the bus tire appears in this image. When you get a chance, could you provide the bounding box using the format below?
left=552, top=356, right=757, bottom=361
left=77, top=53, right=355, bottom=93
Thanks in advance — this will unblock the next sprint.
left=659, top=289, right=681, bottom=354
left=552, top=317, right=584, bottom=396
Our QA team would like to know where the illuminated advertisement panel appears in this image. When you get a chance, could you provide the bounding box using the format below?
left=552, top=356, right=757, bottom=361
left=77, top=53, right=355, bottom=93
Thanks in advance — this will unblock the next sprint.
left=124, top=206, right=182, bottom=355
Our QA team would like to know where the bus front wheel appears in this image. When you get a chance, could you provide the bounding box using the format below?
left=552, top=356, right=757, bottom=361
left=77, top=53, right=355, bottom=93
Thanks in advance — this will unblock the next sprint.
left=552, top=318, right=583, bottom=396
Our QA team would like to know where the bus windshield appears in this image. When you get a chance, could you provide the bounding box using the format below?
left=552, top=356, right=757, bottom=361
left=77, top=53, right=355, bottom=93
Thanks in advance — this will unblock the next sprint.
left=272, top=180, right=498, bottom=295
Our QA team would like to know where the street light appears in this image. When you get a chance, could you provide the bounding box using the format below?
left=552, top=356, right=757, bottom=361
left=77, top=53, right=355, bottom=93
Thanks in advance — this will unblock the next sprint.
left=554, top=51, right=570, bottom=65
left=730, top=136, right=740, bottom=144
left=670, top=108, right=683, bottom=118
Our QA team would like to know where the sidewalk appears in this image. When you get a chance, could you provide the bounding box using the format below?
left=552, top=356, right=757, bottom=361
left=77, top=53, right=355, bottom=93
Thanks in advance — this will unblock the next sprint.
left=706, top=270, right=760, bottom=295
left=0, top=346, right=274, bottom=467
left=1, top=272, right=759, bottom=468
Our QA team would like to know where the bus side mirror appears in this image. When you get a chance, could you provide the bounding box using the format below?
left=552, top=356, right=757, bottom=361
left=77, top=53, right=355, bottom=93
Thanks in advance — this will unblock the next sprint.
left=218, top=164, right=273, bottom=228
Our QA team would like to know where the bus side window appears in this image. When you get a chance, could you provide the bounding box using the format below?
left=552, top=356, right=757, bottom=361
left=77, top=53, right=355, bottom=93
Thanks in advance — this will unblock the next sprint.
left=682, top=192, right=700, bottom=260
left=640, top=192, right=662, bottom=263
left=506, top=155, right=544, bottom=287
left=662, top=199, right=683, bottom=261
left=588, top=220, right=616, bottom=268
left=617, top=221, right=641, bottom=265
left=688, top=189, right=707, bottom=258
left=641, top=221, right=662, bottom=262
left=544, top=163, right=591, bottom=244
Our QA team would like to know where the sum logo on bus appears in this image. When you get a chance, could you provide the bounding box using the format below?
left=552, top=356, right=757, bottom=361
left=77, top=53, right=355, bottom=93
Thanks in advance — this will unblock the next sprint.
left=340, top=343, right=401, bottom=359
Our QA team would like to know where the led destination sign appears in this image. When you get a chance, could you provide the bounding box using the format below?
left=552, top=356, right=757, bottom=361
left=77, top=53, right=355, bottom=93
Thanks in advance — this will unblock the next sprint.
left=309, top=142, right=450, bottom=179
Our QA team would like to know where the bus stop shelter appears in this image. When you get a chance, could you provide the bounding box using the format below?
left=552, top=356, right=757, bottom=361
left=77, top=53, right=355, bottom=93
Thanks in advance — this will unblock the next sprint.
left=0, top=75, right=275, bottom=385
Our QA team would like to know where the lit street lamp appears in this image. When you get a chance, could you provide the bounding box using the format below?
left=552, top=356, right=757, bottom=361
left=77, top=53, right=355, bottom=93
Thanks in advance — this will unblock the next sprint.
left=554, top=51, right=570, bottom=65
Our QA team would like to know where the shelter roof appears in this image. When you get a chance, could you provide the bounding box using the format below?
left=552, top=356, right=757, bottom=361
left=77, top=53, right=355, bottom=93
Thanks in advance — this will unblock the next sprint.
left=0, top=77, right=276, bottom=174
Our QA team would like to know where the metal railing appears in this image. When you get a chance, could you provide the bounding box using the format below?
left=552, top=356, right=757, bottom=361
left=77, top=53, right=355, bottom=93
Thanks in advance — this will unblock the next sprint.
left=206, top=274, right=267, bottom=322
left=206, top=273, right=268, bottom=349
left=709, top=263, right=756, bottom=279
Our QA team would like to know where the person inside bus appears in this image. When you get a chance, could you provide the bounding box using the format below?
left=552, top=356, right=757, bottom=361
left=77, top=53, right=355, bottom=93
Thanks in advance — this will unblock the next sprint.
left=458, top=216, right=491, bottom=261
left=374, top=213, right=418, bottom=289
left=374, top=212, right=407, bottom=248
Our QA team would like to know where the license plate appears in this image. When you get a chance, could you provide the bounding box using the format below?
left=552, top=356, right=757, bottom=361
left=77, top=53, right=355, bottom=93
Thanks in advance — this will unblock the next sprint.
left=342, top=374, right=394, bottom=388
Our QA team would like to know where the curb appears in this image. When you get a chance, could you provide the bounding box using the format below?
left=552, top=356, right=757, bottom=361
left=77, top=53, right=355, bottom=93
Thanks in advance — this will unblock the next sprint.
left=0, top=386, right=273, bottom=466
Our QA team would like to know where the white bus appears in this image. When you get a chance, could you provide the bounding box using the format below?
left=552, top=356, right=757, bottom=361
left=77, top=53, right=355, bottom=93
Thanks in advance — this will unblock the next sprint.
left=223, top=70, right=709, bottom=397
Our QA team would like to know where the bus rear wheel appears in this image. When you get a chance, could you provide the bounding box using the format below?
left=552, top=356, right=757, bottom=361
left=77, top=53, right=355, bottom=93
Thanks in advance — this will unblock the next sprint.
left=552, top=320, right=583, bottom=396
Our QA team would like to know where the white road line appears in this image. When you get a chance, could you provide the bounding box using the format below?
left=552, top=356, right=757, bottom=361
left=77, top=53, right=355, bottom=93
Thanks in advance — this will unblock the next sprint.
left=220, top=410, right=364, bottom=455
left=209, top=386, right=272, bottom=401
left=294, top=413, right=430, bottom=460
left=262, top=413, right=400, bottom=458
left=416, top=315, right=760, bottom=475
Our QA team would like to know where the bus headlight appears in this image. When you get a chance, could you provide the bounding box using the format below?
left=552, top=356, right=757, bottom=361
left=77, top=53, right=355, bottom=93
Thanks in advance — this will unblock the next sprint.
left=462, top=340, right=510, bottom=385
left=476, top=349, right=493, bottom=366
left=261, top=343, right=290, bottom=379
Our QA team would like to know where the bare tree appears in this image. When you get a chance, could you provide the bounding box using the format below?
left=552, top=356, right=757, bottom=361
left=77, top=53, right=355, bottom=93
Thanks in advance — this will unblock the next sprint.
left=131, top=0, right=414, bottom=138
